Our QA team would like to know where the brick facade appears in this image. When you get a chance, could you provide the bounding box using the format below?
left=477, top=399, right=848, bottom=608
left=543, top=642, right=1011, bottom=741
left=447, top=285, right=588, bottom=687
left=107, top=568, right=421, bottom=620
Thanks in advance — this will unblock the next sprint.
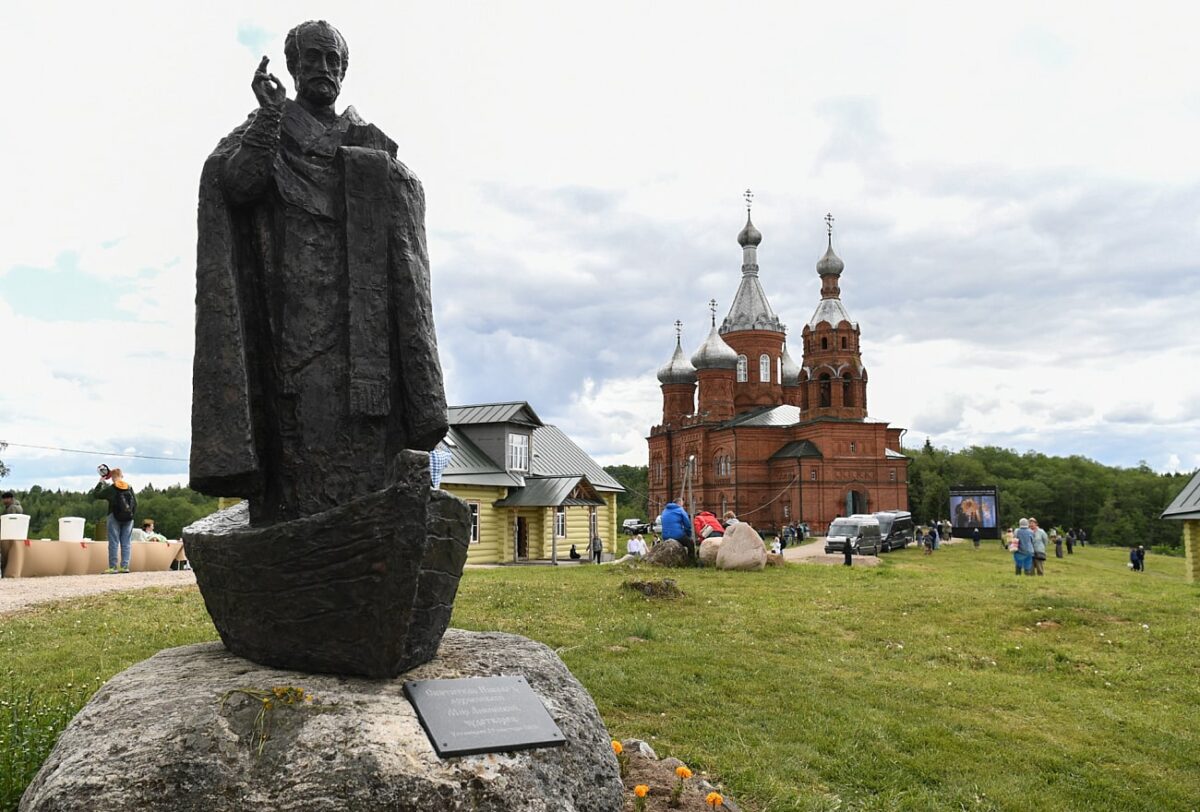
left=647, top=216, right=908, bottom=534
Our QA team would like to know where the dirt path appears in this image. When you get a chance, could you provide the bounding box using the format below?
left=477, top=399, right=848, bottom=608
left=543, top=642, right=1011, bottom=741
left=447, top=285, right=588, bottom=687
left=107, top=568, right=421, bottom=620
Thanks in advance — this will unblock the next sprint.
left=782, top=537, right=884, bottom=567
left=0, top=571, right=196, bottom=615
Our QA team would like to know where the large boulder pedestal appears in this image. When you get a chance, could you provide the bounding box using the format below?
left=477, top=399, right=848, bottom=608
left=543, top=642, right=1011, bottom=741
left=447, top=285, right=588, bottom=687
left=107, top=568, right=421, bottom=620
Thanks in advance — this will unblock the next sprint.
left=20, top=631, right=623, bottom=812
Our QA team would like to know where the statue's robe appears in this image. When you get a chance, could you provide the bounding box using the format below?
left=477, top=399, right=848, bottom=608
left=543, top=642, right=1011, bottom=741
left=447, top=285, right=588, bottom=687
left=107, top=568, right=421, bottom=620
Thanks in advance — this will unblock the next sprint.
left=191, top=99, right=448, bottom=525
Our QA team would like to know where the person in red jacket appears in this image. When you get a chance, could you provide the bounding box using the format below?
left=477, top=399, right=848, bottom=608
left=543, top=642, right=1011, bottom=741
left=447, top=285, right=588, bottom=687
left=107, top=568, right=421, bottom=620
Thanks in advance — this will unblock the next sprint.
left=693, top=510, right=724, bottom=541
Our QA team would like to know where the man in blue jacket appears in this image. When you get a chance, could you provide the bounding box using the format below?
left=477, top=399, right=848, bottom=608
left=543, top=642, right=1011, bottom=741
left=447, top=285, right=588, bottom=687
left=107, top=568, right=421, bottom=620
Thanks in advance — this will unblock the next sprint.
left=659, top=501, right=694, bottom=561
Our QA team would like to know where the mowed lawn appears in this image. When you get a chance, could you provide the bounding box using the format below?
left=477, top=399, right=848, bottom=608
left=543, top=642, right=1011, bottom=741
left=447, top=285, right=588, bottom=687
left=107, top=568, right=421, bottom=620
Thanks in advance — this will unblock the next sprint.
left=2, top=542, right=1198, bottom=811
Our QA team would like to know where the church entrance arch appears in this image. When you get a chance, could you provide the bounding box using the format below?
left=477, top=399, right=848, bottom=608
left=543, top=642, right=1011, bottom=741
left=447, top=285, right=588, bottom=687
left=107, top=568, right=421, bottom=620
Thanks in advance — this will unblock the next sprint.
left=845, top=489, right=869, bottom=516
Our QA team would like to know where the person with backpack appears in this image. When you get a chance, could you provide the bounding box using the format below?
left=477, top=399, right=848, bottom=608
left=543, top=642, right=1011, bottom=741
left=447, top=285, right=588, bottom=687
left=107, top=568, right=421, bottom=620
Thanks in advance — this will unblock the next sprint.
left=92, top=466, right=137, bottom=574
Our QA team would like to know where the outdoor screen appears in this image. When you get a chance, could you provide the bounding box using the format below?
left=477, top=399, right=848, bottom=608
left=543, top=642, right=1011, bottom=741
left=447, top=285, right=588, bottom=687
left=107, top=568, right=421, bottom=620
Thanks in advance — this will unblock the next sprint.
left=948, top=486, right=1000, bottom=539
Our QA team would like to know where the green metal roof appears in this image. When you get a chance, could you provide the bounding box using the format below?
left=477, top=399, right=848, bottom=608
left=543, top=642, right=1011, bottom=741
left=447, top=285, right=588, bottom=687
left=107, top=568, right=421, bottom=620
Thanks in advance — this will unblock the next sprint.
left=530, top=425, right=624, bottom=491
left=448, top=402, right=542, bottom=427
left=494, top=475, right=606, bottom=508
left=1162, top=469, right=1200, bottom=521
left=436, top=426, right=524, bottom=488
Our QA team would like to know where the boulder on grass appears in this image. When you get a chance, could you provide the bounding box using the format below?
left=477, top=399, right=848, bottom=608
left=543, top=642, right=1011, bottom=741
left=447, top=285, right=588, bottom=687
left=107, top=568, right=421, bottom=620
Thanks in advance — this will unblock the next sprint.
left=19, top=631, right=623, bottom=812
left=643, top=539, right=689, bottom=568
left=766, top=552, right=786, bottom=567
left=715, top=524, right=767, bottom=571
left=698, top=537, right=723, bottom=566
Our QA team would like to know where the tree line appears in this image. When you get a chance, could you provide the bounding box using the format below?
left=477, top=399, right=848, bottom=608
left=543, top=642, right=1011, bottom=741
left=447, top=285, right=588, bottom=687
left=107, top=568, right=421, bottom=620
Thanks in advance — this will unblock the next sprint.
left=907, top=441, right=1188, bottom=549
left=606, top=444, right=1192, bottom=551
left=7, top=483, right=219, bottom=541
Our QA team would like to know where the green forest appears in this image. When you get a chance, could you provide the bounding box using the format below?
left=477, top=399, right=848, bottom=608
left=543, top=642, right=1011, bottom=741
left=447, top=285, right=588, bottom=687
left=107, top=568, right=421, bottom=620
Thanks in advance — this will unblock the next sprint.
left=606, top=443, right=1193, bottom=552
left=4, top=483, right=218, bottom=541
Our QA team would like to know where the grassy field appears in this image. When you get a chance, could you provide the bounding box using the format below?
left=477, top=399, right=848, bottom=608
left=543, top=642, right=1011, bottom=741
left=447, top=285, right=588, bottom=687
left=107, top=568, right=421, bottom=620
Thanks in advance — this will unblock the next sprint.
left=2, top=542, right=1198, bottom=811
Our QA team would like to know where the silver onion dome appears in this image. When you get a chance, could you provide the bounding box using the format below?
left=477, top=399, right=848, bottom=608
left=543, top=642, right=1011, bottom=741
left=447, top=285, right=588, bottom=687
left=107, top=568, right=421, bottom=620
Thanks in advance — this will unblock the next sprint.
left=657, top=337, right=698, bottom=385
left=691, top=323, right=739, bottom=370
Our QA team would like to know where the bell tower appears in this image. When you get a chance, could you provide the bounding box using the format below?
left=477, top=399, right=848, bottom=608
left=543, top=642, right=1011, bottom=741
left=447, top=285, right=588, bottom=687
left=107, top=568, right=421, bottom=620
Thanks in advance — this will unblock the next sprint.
left=800, top=214, right=867, bottom=420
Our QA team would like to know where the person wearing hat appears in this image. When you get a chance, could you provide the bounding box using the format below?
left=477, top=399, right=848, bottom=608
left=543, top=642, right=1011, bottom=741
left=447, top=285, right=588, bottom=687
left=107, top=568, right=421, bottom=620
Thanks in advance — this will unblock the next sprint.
left=1014, top=518, right=1035, bottom=576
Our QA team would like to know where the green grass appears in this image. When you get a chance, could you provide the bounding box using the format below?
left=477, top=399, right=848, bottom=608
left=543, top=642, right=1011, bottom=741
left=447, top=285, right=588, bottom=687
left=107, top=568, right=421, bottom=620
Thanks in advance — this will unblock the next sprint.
left=2, top=545, right=1198, bottom=811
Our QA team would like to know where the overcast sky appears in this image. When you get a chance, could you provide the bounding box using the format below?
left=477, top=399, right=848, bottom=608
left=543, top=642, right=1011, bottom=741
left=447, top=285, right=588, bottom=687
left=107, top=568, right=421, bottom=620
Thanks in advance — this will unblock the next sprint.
left=2, top=0, right=1198, bottom=491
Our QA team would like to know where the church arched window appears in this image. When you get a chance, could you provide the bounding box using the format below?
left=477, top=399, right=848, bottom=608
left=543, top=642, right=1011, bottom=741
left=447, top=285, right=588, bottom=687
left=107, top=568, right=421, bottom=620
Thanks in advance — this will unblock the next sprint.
left=821, top=337, right=828, bottom=350
left=759, top=354, right=770, bottom=383
left=736, top=355, right=747, bottom=382
left=819, top=374, right=831, bottom=407
left=843, top=373, right=854, bottom=407
left=841, top=337, right=847, bottom=349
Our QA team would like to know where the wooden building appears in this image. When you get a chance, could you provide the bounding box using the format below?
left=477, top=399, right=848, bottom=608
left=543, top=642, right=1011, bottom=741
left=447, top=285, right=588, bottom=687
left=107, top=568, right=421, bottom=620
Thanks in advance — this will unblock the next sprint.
left=1161, top=468, right=1200, bottom=583
left=646, top=210, right=909, bottom=534
left=437, top=402, right=624, bottom=564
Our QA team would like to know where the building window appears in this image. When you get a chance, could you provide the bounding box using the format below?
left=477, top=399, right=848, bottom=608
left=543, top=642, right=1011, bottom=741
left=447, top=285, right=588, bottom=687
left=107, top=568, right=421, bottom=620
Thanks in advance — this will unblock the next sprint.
left=507, top=433, right=529, bottom=471
left=468, top=502, right=479, bottom=543
left=850, top=441, right=856, bottom=453
left=759, top=354, right=770, bottom=383
left=721, top=495, right=728, bottom=515
left=843, top=374, right=854, bottom=407
left=777, top=356, right=782, bottom=384
left=819, top=374, right=832, bottom=407
left=783, top=504, right=790, bottom=519
left=589, top=508, right=598, bottom=540
left=810, top=469, right=818, bottom=481
left=841, top=337, right=847, bottom=349
left=821, top=337, right=828, bottom=350
left=889, top=469, right=896, bottom=482
left=736, top=355, right=748, bottom=383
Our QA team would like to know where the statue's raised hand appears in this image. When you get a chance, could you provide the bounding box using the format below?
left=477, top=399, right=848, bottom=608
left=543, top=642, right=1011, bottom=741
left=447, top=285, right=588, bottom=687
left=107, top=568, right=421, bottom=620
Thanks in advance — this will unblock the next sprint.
left=251, top=56, right=286, bottom=109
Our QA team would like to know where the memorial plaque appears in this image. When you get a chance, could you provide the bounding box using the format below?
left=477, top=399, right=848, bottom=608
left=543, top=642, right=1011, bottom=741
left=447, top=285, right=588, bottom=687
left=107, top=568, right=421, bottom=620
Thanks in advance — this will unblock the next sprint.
left=403, top=676, right=567, bottom=758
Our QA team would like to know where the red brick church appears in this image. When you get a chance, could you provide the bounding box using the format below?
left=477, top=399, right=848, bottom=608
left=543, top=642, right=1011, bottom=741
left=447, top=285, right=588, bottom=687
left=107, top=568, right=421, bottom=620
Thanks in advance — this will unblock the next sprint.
left=646, top=204, right=909, bottom=534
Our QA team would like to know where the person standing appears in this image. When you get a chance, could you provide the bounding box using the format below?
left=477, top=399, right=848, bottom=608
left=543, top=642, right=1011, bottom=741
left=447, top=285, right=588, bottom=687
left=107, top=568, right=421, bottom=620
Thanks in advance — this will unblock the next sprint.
left=844, top=535, right=854, bottom=566
left=1014, top=518, right=1035, bottom=576
left=1029, top=518, right=1049, bottom=576
left=1066, top=529, right=1075, bottom=555
left=1, top=491, right=22, bottom=514
left=930, top=522, right=940, bottom=551
left=1137, top=545, right=1146, bottom=571
left=590, top=534, right=603, bottom=564
left=92, top=467, right=137, bottom=574
left=1054, top=530, right=1064, bottom=559
left=971, top=526, right=981, bottom=550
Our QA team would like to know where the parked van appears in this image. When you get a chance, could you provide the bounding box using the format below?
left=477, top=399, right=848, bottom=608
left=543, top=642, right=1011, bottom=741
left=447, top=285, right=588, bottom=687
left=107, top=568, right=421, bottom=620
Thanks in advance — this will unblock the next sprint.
left=874, top=510, right=914, bottom=552
left=823, top=515, right=882, bottom=556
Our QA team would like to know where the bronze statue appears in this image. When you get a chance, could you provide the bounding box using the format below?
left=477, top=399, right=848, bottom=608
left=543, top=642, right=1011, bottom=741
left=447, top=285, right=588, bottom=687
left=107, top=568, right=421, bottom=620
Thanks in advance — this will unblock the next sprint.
left=185, top=21, right=469, bottom=678
left=191, top=20, right=447, bottom=524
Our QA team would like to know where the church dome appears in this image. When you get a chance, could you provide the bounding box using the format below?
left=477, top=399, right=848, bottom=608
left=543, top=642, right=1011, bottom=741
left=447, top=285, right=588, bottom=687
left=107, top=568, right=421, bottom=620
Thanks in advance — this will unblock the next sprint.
left=657, top=337, right=697, bottom=385
left=780, top=343, right=801, bottom=386
left=816, top=243, right=844, bottom=276
left=691, top=323, right=739, bottom=370
left=737, top=212, right=762, bottom=247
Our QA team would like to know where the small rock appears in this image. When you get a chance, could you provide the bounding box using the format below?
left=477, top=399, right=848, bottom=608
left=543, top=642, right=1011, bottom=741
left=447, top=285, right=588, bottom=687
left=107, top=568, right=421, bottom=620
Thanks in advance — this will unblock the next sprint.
left=765, top=552, right=786, bottom=567
left=621, top=578, right=684, bottom=599
left=698, top=537, right=723, bottom=566
left=621, top=738, right=657, bottom=760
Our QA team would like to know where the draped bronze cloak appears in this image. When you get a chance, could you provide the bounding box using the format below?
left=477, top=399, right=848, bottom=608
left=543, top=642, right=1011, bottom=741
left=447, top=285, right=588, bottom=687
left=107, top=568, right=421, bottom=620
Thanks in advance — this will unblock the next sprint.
left=190, top=100, right=448, bottom=523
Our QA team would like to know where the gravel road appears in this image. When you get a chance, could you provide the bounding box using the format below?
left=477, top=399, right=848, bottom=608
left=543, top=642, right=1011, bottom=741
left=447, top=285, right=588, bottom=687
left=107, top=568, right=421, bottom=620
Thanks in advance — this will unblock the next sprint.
left=0, top=571, right=197, bottom=615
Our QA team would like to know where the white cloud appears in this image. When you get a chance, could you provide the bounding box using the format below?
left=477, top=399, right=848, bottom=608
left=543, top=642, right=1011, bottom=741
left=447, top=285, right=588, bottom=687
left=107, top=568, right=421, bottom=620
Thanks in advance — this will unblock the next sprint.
left=2, top=1, right=1199, bottom=487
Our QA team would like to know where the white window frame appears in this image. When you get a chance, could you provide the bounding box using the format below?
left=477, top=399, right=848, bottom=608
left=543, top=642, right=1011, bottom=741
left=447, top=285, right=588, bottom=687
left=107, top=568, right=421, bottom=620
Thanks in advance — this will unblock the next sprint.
left=759, top=354, right=770, bottom=383
left=736, top=355, right=748, bottom=383
left=555, top=506, right=566, bottom=537
left=589, top=508, right=598, bottom=540
left=468, top=501, right=480, bottom=543
left=507, top=433, right=529, bottom=471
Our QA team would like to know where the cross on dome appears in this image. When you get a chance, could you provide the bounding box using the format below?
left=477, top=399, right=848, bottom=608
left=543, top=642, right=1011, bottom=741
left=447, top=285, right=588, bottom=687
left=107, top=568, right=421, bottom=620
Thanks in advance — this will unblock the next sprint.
left=708, top=299, right=718, bottom=326
left=674, top=319, right=683, bottom=339
left=744, top=189, right=754, bottom=212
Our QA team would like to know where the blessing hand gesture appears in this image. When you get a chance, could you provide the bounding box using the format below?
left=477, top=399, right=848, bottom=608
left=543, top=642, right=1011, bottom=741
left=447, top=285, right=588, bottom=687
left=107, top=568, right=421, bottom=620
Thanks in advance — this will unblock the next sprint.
left=251, top=56, right=286, bottom=109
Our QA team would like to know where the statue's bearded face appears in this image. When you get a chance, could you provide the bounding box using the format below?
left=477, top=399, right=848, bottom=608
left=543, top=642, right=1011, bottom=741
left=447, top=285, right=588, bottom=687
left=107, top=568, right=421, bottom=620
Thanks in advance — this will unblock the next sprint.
left=291, top=27, right=346, bottom=107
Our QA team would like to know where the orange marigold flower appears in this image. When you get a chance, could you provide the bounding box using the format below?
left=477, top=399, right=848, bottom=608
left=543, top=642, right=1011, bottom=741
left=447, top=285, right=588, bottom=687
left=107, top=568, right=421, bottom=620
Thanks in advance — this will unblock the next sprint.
left=634, top=785, right=649, bottom=798
left=611, top=740, right=623, bottom=755
left=706, top=791, right=724, bottom=807
left=675, top=765, right=693, bottom=780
